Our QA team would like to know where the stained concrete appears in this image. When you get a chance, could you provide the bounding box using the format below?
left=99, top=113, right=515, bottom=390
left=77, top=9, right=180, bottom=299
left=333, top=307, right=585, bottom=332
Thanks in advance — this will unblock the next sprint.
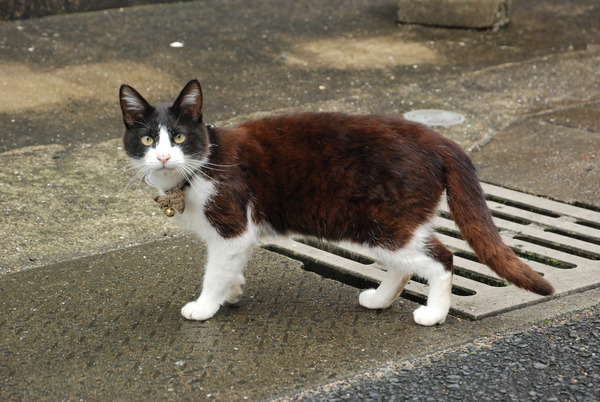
left=473, top=105, right=600, bottom=206
left=2, top=235, right=598, bottom=400
left=0, top=0, right=193, bottom=21
left=0, top=237, right=451, bottom=400
left=1, top=0, right=599, bottom=274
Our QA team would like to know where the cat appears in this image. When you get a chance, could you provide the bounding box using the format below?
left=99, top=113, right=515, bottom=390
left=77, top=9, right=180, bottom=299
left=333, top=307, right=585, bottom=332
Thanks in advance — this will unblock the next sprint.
left=119, top=79, right=554, bottom=326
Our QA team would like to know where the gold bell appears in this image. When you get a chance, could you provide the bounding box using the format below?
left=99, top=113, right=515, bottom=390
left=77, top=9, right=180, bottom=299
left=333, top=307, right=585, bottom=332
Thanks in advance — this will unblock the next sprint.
left=164, top=207, right=176, bottom=217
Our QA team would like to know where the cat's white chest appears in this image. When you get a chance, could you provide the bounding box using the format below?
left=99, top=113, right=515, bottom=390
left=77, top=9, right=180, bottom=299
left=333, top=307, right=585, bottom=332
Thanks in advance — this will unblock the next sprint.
left=172, top=177, right=219, bottom=240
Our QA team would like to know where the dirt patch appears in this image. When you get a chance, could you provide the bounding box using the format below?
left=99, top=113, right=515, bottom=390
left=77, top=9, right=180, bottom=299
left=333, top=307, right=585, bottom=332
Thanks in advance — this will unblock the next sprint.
left=0, top=61, right=180, bottom=113
left=284, top=36, right=442, bottom=69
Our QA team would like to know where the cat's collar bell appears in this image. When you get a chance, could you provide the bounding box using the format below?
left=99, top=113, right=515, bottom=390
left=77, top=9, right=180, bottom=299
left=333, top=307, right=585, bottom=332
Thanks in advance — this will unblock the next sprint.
left=154, top=181, right=187, bottom=217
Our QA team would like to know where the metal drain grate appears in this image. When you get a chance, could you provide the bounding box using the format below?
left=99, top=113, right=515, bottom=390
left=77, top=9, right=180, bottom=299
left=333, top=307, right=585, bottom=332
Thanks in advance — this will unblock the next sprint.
left=262, top=183, right=600, bottom=320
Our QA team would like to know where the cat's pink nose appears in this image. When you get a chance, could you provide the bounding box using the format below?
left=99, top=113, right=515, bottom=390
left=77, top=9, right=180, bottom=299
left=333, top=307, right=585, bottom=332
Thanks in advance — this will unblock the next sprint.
left=157, top=154, right=171, bottom=165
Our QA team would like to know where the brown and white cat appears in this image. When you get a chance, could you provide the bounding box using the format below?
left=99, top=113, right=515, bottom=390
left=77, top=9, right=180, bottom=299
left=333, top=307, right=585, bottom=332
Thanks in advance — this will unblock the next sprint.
left=119, top=79, right=553, bottom=326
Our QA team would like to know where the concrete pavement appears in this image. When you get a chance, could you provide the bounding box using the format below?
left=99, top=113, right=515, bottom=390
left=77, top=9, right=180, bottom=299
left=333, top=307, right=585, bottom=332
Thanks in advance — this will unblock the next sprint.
left=1, top=0, right=599, bottom=399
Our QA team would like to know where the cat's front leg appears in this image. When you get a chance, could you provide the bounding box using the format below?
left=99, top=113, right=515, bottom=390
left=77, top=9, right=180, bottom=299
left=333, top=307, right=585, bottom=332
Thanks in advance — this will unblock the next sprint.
left=181, top=235, right=255, bottom=321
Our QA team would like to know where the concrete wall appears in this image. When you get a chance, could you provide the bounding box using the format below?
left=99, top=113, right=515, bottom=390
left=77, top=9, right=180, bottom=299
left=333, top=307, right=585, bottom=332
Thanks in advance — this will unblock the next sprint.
left=0, top=0, right=196, bottom=20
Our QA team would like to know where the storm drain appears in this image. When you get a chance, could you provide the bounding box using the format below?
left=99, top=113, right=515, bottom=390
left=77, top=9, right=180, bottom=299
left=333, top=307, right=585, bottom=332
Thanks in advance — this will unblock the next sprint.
left=262, top=183, right=600, bottom=320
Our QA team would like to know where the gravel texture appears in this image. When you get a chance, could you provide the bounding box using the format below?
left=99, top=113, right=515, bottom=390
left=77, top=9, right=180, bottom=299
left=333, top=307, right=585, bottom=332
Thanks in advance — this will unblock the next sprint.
left=282, top=309, right=599, bottom=401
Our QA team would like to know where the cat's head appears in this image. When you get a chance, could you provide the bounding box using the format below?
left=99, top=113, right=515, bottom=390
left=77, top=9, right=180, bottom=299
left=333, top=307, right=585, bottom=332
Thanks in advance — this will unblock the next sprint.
left=119, top=79, right=210, bottom=190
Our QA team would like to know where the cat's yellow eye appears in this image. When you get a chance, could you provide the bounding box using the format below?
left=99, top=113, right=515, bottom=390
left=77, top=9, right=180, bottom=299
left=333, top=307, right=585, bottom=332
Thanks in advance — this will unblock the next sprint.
left=141, top=135, right=154, bottom=146
left=174, top=133, right=187, bottom=144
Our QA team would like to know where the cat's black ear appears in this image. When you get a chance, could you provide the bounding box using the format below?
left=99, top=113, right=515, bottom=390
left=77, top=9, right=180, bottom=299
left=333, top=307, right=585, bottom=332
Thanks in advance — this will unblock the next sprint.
left=120, top=84, right=152, bottom=127
left=172, top=79, right=203, bottom=122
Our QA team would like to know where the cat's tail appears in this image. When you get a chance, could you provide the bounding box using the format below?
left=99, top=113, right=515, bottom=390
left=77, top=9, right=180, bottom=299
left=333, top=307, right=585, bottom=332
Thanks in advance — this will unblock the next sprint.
left=442, top=143, right=554, bottom=296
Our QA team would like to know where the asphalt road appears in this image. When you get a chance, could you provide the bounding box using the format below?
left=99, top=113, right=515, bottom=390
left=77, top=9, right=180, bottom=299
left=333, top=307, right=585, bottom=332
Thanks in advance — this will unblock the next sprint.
left=282, top=308, right=599, bottom=401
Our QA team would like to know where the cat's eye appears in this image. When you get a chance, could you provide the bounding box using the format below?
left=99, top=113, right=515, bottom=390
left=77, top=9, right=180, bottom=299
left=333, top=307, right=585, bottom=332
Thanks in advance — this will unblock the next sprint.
left=174, top=133, right=187, bottom=144
left=140, top=135, right=154, bottom=146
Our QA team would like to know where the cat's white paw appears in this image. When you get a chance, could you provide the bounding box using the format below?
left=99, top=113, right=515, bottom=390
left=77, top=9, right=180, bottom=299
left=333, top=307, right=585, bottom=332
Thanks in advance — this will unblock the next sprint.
left=181, top=300, right=220, bottom=321
left=224, top=274, right=246, bottom=304
left=225, top=281, right=245, bottom=304
left=413, top=306, right=447, bottom=326
left=359, top=289, right=389, bottom=310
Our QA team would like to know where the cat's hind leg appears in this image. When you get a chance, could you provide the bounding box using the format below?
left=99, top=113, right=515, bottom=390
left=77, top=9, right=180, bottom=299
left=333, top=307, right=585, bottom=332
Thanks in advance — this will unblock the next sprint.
left=412, top=236, right=454, bottom=326
left=358, top=231, right=426, bottom=311
left=359, top=228, right=454, bottom=326
left=359, top=224, right=432, bottom=312
left=359, top=268, right=410, bottom=310
left=181, top=234, right=254, bottom=321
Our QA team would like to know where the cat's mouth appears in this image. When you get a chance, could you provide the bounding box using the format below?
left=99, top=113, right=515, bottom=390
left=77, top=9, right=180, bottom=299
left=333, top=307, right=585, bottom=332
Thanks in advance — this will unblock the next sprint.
left=154, top=161, right=178, bottom=171
left=150, top=164, right=177, bottom=175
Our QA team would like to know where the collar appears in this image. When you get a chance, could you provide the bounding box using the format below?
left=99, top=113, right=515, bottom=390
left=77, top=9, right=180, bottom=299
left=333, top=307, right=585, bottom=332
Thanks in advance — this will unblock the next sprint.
left=154, top=180, right=188, bottom=217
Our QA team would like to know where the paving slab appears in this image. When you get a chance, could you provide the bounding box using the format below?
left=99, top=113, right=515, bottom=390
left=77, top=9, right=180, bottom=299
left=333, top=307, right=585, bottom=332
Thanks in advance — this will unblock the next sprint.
left=1, top=235, right=598, bottom=400
left=472, top=103, right=600, bottom=206
left=397, top=0, right=512, bottom=29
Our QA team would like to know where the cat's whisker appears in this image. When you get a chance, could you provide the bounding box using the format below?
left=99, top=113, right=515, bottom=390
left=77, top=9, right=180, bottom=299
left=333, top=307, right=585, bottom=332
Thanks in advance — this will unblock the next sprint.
left=182, top=160, right=214, bottom=178
left=187, top=180, right=206, bottom=198
left=116, top=164, right=141, bottom=177
left=188, top=154, right=240, bottom=169
left=119, top=170, right=148, bottom=196
left=186, top=159, right=207, bottom=169
left=184, top=160, right=227, bottom=176
left=123, top=167, right=149, bottom=187
left=178, top=165, right=198, bottom=183
left=176, top=162, right=208, bottom=186
left=202, top=162, right=233, bottom=172
left=205, top=161, right=240, bottom=168
left=193, top=168, right=212, bottom=181
left=200, top=164, right=232, bottom=173
left=186, top=153, right=208, bottom=163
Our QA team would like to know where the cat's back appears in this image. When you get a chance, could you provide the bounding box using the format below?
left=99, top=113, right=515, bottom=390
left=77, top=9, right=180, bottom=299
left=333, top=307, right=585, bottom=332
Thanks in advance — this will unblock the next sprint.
left=217, top=112, right=453, bottom=200
left=233, top=112, right=449, bottom=163
left=238, top=112, right=426, bottom=142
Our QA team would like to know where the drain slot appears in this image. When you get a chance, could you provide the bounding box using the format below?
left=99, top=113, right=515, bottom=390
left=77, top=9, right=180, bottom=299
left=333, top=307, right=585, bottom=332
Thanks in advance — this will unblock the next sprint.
left=454, top=267, right=509, bottom=288
left=510, top=247, right=577, bottom=269
left=572, top=201, right=600, bottom=213
left=435, top=227, right=462, bottom=239
left=452, top=245, right=575, bottom=271
left=576, top=219, right=600, bottom=230
left=513, top=235, right=599, bottom=260
left=294, top=238, right=376, bottom=265
left=544, top=228, right=600, bottom=246
left=484, top=194, right=560, bottom=218
left=410, top=274, right=476, bottom=297
left=490, top=210, right=532, bottom=225
left=454, top=250, right=479, bottom=263
left=262, top=244, right=379, bottom=290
